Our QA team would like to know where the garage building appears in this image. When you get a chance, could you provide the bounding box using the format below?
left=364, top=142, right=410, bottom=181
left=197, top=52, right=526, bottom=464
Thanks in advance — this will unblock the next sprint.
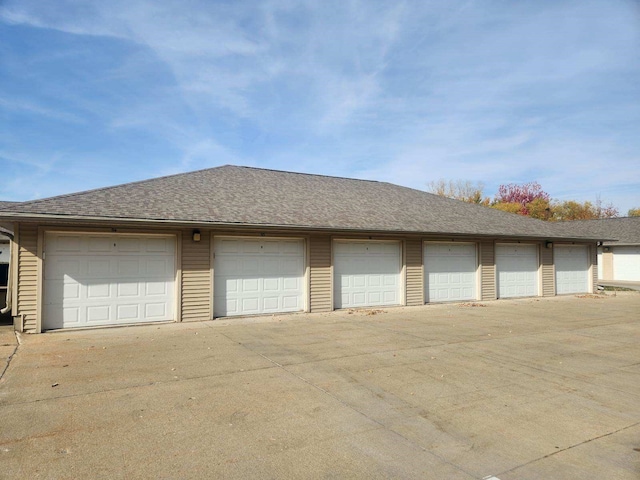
left=560, top=217, right=640, bottom=283
left=0, top=165, right=601, bottom=333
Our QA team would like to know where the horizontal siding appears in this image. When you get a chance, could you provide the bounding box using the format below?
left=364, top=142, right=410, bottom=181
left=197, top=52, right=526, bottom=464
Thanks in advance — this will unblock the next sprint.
left=182, top=230, right=211, bottom=322
left=17, top=224, right=38, bottom=333
left=405, top=239, right=423, bottom=306
left=479, top=241, right=496, bottom=301
left=310, top=236, right=332, bottom=312
left=541, top=245, right=554, bottom=296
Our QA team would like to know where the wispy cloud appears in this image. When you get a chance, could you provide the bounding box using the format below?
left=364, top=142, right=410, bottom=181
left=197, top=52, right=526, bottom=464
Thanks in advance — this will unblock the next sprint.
left=1, top=0, right=639, bottom=211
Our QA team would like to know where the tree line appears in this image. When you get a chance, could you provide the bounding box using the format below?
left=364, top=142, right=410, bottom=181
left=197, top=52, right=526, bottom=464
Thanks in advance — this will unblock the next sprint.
left=427, top=179, right=640, bottom=221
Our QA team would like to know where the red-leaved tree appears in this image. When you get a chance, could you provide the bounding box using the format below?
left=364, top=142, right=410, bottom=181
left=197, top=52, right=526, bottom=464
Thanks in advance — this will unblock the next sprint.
left=495, top=182, right=551, bottom=216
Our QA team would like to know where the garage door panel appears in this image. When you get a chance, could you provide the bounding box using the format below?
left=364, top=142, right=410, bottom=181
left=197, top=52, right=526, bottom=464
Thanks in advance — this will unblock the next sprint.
left=214, top=238, right=305, bottom=317
left=281, top=258, right=303, bottom=275
left=241, top=258, right=260, bottom=275
left=87, top=305, right=110, bottom=323
left=368, top=291, right=382, bottom=303
left=61, top=307, right=79, bottom=325
left=117, top=238, right=140, bottom=252
left=242, top=278, right=259, bottom=292
left=87, top=259, right=110, bottom=277
left=118, top=304, right=139, bottom=320
left=44, top=234, right=176, bottom=330
left=282, top=295, right=301, bottom=309
left=146, top=238, right=170, bottom=253
left=263, top=258, right=279, bottom=272
left=145, top=281, right=167, bottom=296
left=146, top=259, right=171, bottom=276
left=117, top=282, right=140, bottom=297
left=87, top=283, right=110, bottom=299
left=241, top=297, right=260, bottom=313
left=218, top=239, right=239, bottom=254
left=145, top=303, right=167, bottom=318
left=242, top=241, right=261, bottom=254
left=263, top=277, right=279, bottom=291
left=383, top=275, right=396, bottom=286
left=52, top=236, right=81, bottom=252
left=283, top=277, right=300, bottom=291
left=263, top=296, right=279, bottom=311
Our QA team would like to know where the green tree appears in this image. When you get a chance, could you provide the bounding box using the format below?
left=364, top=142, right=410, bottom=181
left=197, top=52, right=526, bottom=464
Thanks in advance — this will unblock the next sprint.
left=551, top=199, right=619, bottom=221
left=490, top=202, right=522, bottom=215
left=628, top=207, right=640, bottom=217
left=527, top=197, right=553, bottom=221
left=552, top=201, right=596, bottom=221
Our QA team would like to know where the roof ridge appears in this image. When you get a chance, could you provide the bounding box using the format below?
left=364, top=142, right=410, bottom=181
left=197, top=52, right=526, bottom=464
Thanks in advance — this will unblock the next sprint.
left=233, top=165, right=390, bottom=185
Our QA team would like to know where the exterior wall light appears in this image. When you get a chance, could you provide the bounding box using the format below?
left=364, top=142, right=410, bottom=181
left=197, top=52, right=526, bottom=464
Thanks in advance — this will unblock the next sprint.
left=545, top=241, right=553, bottom=249
left=192, top=229, right=201, bottom=242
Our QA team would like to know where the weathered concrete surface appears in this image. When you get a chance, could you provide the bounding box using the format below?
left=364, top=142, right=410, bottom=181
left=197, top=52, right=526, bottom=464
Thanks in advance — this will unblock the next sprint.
left=1, top=293, right=639, bottom=479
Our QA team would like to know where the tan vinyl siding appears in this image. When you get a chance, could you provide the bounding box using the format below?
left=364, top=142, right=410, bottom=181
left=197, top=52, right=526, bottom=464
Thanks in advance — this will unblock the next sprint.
left=17, top=224, right=38, bottom=333
left=479, top=241, right=496, bottom=301
left=602, top=250, right=613, bottom=280
left=541, top=244, right=554, bottom=296
left=181, top=230, right=211, bottom=322
left=309, top=236, right=332, bottom=312
left=589, top=244, right=597, bottom=293
left=405, top=239, right=423, bottom=306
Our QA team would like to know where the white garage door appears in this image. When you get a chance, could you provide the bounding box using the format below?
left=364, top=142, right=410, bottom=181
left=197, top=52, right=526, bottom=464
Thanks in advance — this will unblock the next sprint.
left=555, top=245, right=590, bottom=294
left=424, top=243, right=477, bottom=302
left=613, top=246, right=640, bottom=281
left=496, top=244, right=539, bottom=298
left=214, top=237, right=305, bottom=317
left=44, top=233, right=176, bottom=330
left=334, top=241, right=401, bottom=309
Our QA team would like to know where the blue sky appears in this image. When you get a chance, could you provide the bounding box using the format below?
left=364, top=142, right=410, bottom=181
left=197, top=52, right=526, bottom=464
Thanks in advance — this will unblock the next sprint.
left=1, top=0, right=639, bottom=213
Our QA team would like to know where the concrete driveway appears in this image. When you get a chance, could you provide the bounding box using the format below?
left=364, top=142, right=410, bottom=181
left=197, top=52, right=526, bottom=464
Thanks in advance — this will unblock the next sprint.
left=1, top=293, right=639, bottom=479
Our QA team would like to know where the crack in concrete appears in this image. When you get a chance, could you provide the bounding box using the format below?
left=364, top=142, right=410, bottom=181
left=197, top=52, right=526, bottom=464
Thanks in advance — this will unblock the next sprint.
left=0, top=331, right=20, bottom=381
left=495, top=421, right=640, bottom=477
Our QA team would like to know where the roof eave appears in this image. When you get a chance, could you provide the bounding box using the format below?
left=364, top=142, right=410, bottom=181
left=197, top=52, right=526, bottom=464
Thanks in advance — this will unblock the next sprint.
left=0, top=212, right=601, bottom=242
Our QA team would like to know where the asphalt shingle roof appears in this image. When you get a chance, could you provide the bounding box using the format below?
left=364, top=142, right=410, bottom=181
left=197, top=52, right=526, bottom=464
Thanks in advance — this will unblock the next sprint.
left=0, top=165, right=600, bottom=240
left=0, top=201, right=19, bottom=210
left=557, top=217, right=640, bottom=245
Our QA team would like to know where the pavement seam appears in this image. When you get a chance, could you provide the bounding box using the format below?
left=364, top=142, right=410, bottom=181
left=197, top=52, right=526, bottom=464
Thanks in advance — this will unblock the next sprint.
left=472, top=351, right=640, bottom=400
left=0, top=364, right=279, bottom=407
left=0, top=331, right=20, bottom=382
left=493, top=420, right=640, bottom=478
left=217, top=330, right=479, bottom=479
